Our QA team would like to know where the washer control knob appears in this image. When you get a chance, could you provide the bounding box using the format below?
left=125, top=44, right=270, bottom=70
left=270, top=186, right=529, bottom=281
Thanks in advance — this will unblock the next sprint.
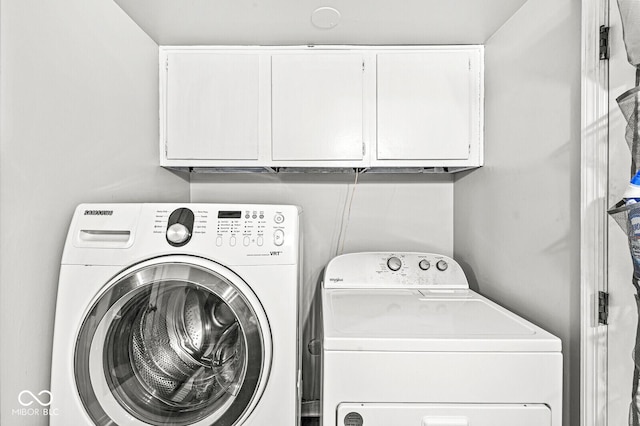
left=419, top=259, right=431, bottom=271
left=166, top=223, right=190, bottom=245
left=166, top=207, right=194, bottom=247
left=274, top=213, right=285, bottom=224
left=387, top=256, right=402, bottom=271
left=436, top=260, right=449, bottom=271
left=274, top=229, right=285, bottom=246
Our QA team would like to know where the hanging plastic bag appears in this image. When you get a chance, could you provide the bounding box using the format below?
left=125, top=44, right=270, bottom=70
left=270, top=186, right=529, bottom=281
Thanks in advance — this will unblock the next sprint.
left=610, top=5, right=640, bottom=423
left=609, top=200, right=640, bottom=425
left=609, top=201, right=640, bottom=280
left=610, top=169, right=640, bottom=425
left=631, top=292, right=640, bottom=425
left=618, top=0, right=640, bottom=67
left=618, top=87, right=640, bottom=175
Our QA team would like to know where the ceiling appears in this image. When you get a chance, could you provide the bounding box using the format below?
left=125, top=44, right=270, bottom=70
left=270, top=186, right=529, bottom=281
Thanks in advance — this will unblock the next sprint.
left=113, top=0, right=528, bottom=46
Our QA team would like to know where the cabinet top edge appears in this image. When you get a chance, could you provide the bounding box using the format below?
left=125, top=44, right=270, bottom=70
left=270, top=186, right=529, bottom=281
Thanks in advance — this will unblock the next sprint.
left=159, top=45, right=485, bottom=52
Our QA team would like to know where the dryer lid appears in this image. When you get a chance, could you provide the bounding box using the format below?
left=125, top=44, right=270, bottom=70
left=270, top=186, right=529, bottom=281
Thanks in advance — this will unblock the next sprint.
left=321, top=288, right=562, bottom=352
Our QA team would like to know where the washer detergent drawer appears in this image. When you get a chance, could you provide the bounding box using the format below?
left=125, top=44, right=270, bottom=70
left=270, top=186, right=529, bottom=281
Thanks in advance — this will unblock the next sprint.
left=336, top=403, right=551, bottom=426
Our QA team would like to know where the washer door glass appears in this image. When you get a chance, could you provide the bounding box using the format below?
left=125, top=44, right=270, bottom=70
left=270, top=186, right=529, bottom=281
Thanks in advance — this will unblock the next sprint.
left=74, top=258, right=270, bottom=426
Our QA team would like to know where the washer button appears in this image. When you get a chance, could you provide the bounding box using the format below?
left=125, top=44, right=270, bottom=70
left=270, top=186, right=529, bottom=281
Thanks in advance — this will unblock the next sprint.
left=274, top=229, right=285, bottom=246
left=274, top=213, right=285, bottom=224
left=216, top=236, right=223, bottom=247
left=257, top=236, right=264, bottom=246
left=243, top=236, right=250, bottom=246
left=229, top=236, right=237, bottom=247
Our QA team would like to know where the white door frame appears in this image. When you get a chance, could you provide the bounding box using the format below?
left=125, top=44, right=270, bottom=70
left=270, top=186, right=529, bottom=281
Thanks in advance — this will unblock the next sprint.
left=581, top=0, right=610, bottom=425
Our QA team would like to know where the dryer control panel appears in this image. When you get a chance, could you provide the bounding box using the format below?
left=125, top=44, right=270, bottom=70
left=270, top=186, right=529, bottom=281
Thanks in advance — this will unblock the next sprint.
left=323, top=252, right=469, bottom=289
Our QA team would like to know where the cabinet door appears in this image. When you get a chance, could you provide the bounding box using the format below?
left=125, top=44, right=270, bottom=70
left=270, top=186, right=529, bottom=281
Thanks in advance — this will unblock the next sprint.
left=165, top=52, right=259, bottom=160
left=377, top=51, right=479, bottom=160
left=271, top=54, right=364, bottom=161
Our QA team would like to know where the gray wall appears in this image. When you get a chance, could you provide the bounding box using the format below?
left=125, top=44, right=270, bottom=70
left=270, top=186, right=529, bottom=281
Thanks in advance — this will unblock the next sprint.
left=0, top=0, right=189, bottom=424
left=453, top=0, right=581, bottom=425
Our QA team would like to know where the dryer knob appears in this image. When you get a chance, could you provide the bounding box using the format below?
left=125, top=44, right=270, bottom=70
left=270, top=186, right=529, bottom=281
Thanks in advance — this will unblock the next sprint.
left=436, top=260, right=449, bottom=271
left=387, top=256, right=402, bottom=271
left=419, top=259, right=431, bottom=270
left=167, top=223, right=190, bottom=244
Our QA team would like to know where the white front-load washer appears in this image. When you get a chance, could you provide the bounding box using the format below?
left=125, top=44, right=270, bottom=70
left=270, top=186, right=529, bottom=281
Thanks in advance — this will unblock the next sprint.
left=321, top=252, right=563, bottom=426
left=50, top=203, right=302, bottom=426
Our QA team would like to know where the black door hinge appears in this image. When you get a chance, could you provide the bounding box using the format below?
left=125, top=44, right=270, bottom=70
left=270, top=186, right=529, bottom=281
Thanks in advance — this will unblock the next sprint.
left=600, top=26, right=610, bottom=60
left=598, top=291, right=609, bottom=325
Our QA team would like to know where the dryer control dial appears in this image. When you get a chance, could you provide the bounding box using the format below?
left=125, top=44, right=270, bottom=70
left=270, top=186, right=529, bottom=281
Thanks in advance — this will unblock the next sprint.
left=387, top=256, right=402, bottom=271
left=436, top=260, right=449, bottom=271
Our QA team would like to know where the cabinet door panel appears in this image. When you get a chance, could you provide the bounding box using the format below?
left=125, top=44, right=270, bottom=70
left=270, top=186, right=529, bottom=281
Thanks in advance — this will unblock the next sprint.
left=166, top=53, right=259, bottom=160
left=377, top=51, right=475, bottom=160
left=271, top=54, right=364, bottom=161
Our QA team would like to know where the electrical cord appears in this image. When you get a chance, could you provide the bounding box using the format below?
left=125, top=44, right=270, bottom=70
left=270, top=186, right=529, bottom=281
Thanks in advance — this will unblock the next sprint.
left=335, top=169, right=360, bottom=256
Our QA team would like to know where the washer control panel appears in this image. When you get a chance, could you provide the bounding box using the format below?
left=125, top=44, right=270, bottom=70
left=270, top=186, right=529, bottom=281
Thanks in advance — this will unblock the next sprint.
left=153, top=207, right=292, bottom=246
left=149, top=204, right=299, bottom=263
left=213, top=208, right=288, bottom=249
left=324, top=252, right=469, bottom=289
left=65, top=203, right=300, bottom=266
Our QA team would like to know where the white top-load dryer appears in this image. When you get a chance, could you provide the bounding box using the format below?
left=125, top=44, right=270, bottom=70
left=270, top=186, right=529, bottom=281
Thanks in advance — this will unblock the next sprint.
left=321, top=252, right=562, bottom=426
left=50, top=203, right=301, bottom=426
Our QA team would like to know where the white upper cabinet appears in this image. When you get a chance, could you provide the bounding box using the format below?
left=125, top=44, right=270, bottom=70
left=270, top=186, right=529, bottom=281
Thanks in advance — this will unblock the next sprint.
left=271, top=53, right=364, bottom=161
left=160, top=46, right=483, bottom=171
left=164, top=52, right=260, bottom=160
left=376, top=50, right=481, bottom=162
